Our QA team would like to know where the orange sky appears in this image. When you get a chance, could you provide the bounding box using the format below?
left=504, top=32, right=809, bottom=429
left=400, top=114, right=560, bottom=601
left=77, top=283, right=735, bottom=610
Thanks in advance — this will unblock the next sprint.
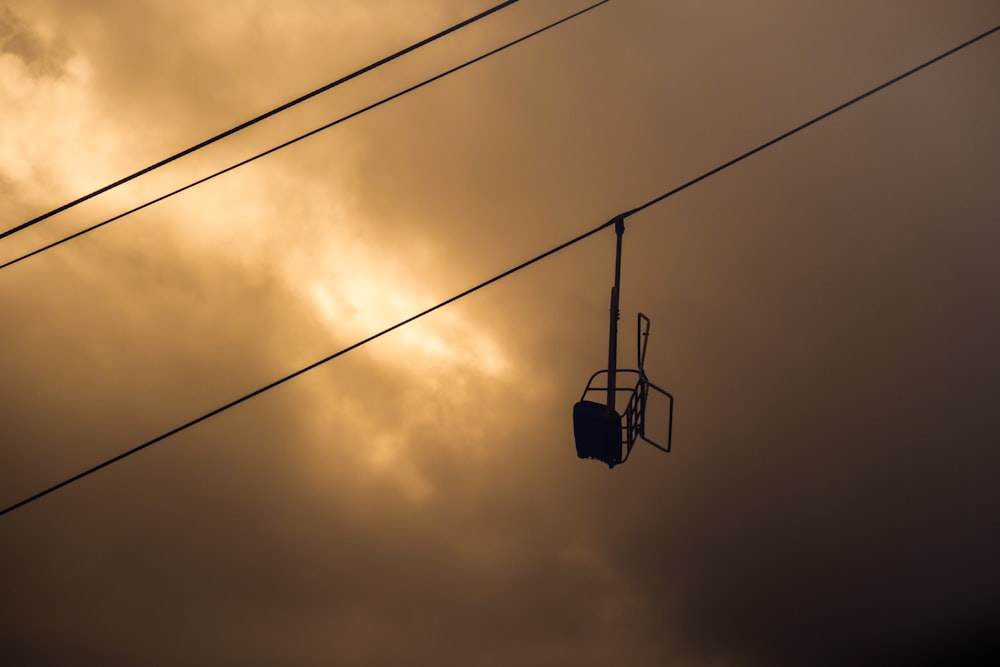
left=2, top=2, right=999, bottom=665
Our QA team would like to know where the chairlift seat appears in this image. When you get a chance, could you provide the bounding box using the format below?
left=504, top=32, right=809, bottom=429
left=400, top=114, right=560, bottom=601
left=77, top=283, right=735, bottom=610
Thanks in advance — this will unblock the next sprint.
left=573, top=400, right=623, bottom=467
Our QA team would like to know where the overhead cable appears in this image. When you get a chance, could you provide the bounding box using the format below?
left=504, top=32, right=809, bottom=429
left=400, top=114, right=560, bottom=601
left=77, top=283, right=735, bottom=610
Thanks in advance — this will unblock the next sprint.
left=0, top=0, right=612, bottom=271
left=622, top=23, right=1000, bottom=219
left=0, top=0, right=524, bottom=242
left=1, top=21, right=996, bottom=517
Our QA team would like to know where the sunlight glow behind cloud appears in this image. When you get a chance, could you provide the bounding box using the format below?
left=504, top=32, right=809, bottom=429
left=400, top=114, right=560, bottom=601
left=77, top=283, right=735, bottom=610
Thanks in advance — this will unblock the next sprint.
left=305, top=237, right=510, bottom=382
left=0, top=48, right=98, bottom=201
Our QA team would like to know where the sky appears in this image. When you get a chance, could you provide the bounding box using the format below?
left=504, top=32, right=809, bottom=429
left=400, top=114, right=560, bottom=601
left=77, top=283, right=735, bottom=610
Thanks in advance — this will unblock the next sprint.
left=1, top=1, right=998, bottom=665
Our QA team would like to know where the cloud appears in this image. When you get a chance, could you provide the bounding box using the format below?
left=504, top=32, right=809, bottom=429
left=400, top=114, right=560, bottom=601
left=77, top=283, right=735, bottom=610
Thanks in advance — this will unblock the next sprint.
left=2, top=2, right=999, bottom=666
left=0, top=5, right=70, bottom=76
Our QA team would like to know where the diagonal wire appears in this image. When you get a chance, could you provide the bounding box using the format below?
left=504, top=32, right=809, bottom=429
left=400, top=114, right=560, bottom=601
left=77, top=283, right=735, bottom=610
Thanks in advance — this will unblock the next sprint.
left=1, top=20, right=996, bottom=518
left=0, top=220, right=616, bottom=518
left=0, top=0, right=523, bottom=241
left=0, top=0, right=612, bottom=272
left=621, top=23, right=1000, bottom=220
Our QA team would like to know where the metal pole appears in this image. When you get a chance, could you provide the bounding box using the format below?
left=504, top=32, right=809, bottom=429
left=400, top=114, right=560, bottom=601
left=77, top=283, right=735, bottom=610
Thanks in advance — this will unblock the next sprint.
left=607, top=216, right=625, bottom=410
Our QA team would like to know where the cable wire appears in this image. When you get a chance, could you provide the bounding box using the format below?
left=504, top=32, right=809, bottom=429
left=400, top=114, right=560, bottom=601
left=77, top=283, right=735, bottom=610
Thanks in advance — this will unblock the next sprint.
left=0, top=220, right=616, bottom=519
left=1, top=21, right=996, bottom=518
left=0, top=0, right=523, bottom=242
left=0, top=0, right=612, bottom=272
left=621, top=23, right=1000, bottom=220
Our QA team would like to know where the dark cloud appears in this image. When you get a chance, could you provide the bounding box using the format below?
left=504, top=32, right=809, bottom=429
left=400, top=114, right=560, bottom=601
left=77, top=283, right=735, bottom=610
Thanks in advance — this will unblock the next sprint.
left=0, top=5, right=70, bottom=76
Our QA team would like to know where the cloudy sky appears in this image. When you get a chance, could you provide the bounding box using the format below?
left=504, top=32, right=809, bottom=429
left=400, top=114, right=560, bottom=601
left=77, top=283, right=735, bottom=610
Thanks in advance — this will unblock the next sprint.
left=1, top=1, right=998, bottom=664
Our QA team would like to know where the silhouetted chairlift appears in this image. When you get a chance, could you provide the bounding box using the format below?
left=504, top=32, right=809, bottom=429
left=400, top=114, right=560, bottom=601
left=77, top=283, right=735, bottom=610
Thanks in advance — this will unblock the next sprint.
left=573, top=216, right=674, bottom=468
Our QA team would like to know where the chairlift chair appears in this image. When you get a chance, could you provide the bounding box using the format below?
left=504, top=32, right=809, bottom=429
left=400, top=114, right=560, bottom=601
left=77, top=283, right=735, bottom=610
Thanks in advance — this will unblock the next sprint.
left=573, top=216, right=674, bottom=468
